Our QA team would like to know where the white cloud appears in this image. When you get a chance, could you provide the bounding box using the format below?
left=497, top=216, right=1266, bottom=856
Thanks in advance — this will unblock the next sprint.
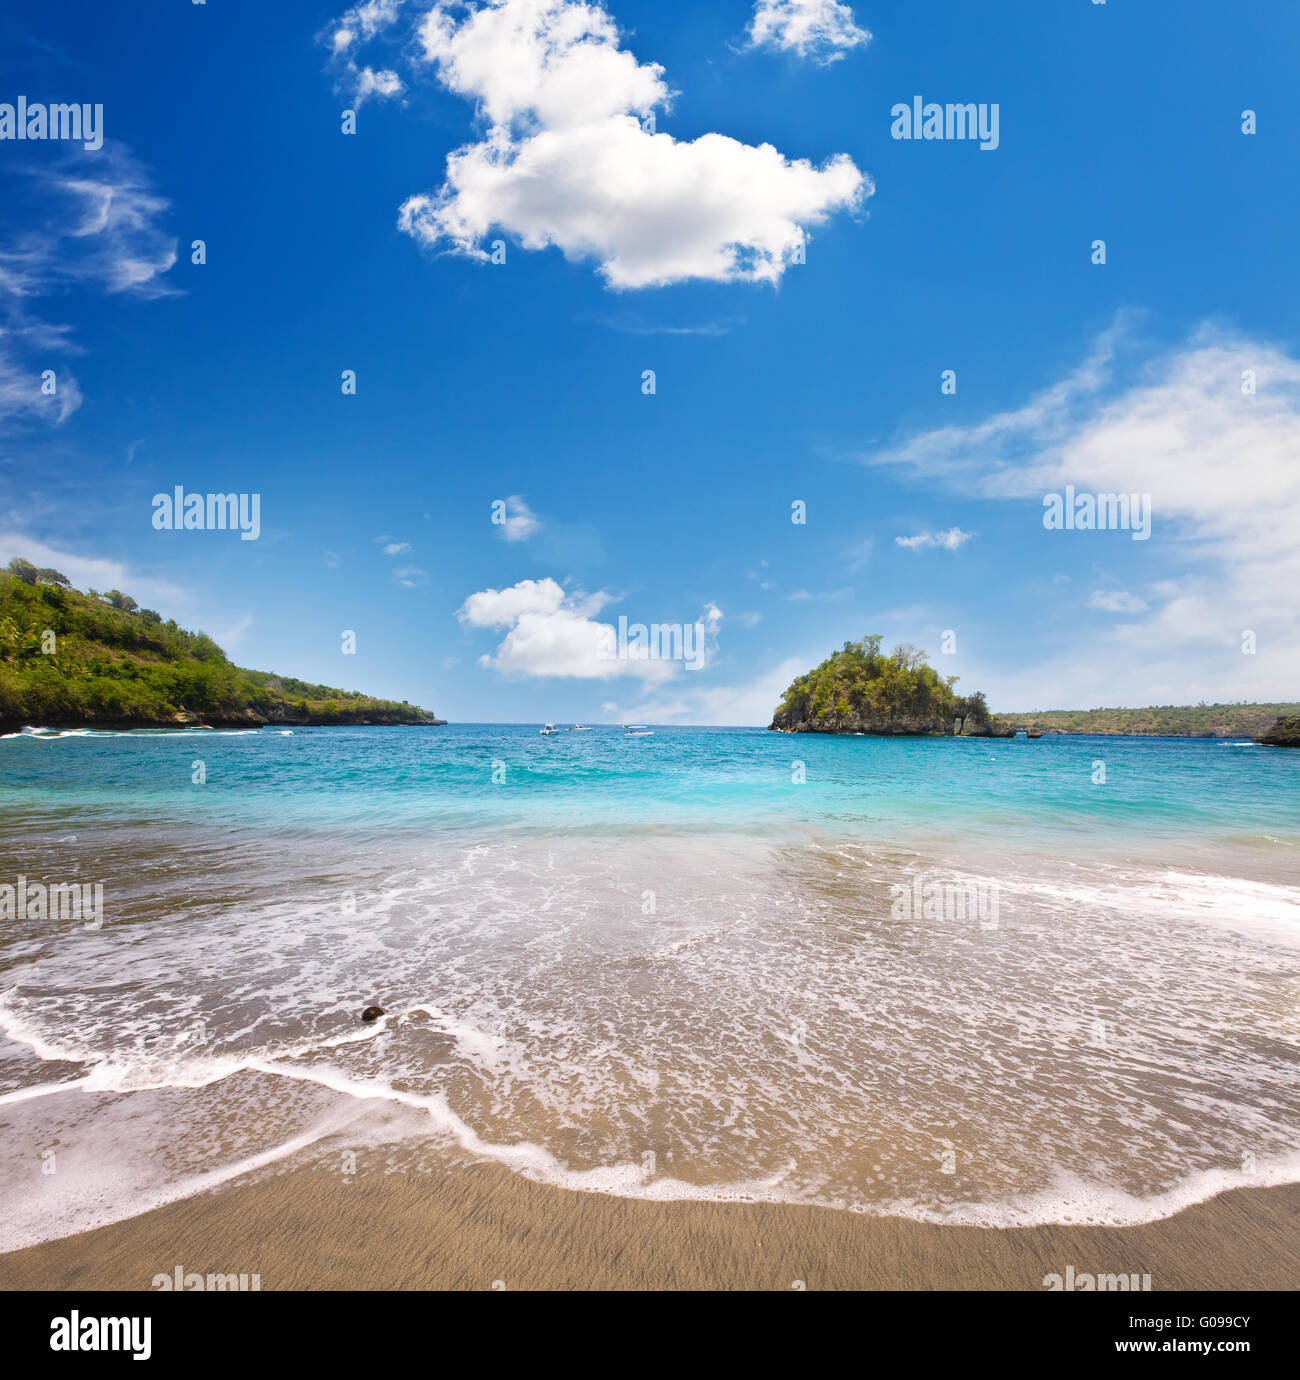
left=0, top=534, right=187, bottom=608
left=748, top=0, right=871, bottom=64
left=458, top=577, right=721, bottom=680
left=355, top=67, right=404, bottom=104
left=1089, top=589, right=1148, bottom=614
left=349, top=0, right=869, bottom=288
left=459, top=575, right=571, bottom=628
left=331, top=0, right=407, bottom=49
left=498, top=494, right=540, bottom=542
left=867, top=321, right=1300, bottom=703
left=894, top=526, right=974, bottom=552
left=325, top=0, right=408, bottom=102
left=382, top=540, right=411, bottom=554
left=393, top=564, right=430, bottom=587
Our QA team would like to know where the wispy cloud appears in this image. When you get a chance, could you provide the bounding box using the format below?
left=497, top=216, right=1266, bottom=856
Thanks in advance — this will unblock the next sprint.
left=590, top=312, right=741, bottom=337
left=894, top=527, right=974, bottom=552
left=0, top=145, right=176, bottom=427
left=866, top=319, right=1300, bottom=703
left=1089, top=589, right=1148, bottom=614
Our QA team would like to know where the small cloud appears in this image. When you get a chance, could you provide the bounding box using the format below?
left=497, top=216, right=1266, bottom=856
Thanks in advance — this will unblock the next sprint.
left=383, top=541, right=411, bottom=555
left=323, top=551, right=340, bottom=568
left=895, top=527, right=974, bottom=552
left=748, top=0, right=871, bottom=65
left=738, top=611, right=762, bottom=628
left=1089, top=590, right=1148, bottom=613
left=393, top=565, right=429, bottom=588
left=499, top=495, right=540, bottom=543
left=354, top=66, right=403, bottom=105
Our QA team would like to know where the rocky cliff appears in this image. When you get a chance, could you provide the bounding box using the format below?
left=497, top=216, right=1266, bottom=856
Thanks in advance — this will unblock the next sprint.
left=1257, top=716, right=1300, bottom=747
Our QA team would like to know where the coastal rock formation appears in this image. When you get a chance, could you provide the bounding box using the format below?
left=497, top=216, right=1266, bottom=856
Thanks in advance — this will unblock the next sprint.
left=1257, top=716, right=1300, bottom=747
left=361, top=1006, right=386, bottom=1023
left=772, top=706, right=953, bottom=735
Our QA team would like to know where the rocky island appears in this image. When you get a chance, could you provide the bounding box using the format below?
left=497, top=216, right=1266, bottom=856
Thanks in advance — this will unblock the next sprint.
left=0, top=558, right=445, bottom=734
left=770, top=635, right=1013, bottom=737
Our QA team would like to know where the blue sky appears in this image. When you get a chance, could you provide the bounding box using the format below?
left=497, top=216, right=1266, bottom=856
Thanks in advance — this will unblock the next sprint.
left=2, top=0, right=1298, bottom=723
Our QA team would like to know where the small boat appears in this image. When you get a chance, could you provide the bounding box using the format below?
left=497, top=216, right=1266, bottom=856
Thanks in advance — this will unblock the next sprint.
left=540, top=723, right=559, bottom=735
left=568, top=724, right=595, bottom=732
left=625, top=726, right=654, bottom=736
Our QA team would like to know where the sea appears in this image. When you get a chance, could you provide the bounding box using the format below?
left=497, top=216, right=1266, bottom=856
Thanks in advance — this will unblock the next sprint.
left=0, top=722, right=1297, bottom=1250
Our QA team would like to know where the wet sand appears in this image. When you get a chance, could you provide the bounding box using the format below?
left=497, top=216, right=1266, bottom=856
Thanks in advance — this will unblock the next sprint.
left=2, top=1158, right=1296, bottom=1291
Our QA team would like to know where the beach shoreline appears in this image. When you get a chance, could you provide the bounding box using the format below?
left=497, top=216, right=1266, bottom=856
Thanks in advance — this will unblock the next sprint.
left=2, top=1160, right=1296, bottom=1292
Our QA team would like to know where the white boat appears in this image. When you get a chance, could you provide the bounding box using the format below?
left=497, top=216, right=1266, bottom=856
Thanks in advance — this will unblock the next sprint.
left=540, top=723, right=559, bottom=735
left=625, top=727, right=654, bottom=737
left=568, top=724, right=595, bottom=732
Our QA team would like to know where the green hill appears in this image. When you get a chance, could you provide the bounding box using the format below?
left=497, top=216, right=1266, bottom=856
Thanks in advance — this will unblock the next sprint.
left=0, top=558, right=444, bottom=732
left=770, top=635, right=1010, bottom=736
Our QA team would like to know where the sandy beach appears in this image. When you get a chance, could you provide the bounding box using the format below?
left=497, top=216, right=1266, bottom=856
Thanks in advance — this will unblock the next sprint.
left=2, top=1159, right=1296, bottom=1292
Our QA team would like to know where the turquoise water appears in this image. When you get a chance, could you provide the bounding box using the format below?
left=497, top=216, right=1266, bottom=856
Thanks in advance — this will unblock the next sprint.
left=0, top=724, right=1297, bottom=1246
left=3, top=723, right=1298, bottom=856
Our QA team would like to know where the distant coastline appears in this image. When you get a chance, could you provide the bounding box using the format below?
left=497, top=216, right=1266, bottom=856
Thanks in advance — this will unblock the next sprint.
left=986, top=704, right=1300, bottom=740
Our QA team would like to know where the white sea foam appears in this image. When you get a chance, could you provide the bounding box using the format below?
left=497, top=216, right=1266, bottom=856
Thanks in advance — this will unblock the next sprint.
left=1, top=828, right=1297, bottom=1250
